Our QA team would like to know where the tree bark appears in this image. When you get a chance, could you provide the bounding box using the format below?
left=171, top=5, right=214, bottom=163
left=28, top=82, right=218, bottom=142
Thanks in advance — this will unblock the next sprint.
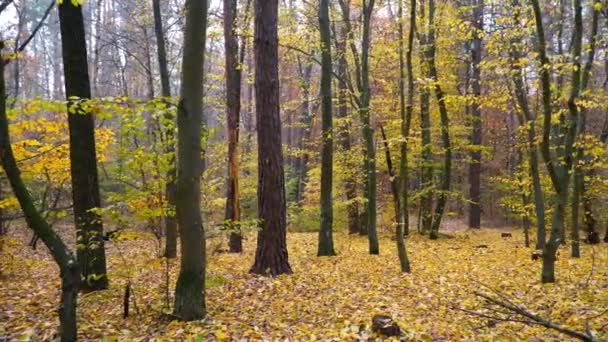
left=223, top=0, right=243, bottom=253
left=468, top=0, right=483, bottom=229
left=173, top=0, right=208, bottom=321
left=58, top=0, right=108, bottom=291
left=250, top=0, right=292, bottom=275
left=317, top=0, right=335, bottom=257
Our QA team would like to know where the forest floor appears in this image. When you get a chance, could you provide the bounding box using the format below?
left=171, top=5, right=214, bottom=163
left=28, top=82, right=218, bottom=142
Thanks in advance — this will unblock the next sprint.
left=1, top=227, right=607, bottom=341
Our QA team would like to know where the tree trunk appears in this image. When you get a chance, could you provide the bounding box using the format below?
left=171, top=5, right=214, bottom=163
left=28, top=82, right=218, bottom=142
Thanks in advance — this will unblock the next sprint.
left=173, top=0, right=208, bottom=321
left=418, top=0, right=433, bottom=234
left=508, top=0, right=546, bottom=250
left=58, top=0, right=108, bottom=291
left=0, top=44, right=80, bottom=341
left=570, top=0, right=600, bottom=256
left=361, top=0, right=378, bottom=254
left=335, top=23, right=360, bottom=235
left=425, top=0, right=452, bottom=240
left=468, top=0, right=483, bottom=229
left=317, top=0, right=335, bottom=257
left=152, top=0, right=178, bottom=259
left=223, top=0, right=243, bottom=253
left=380, top=126, right=410, bottom=273
left=250, top=0, right=292, bottom=275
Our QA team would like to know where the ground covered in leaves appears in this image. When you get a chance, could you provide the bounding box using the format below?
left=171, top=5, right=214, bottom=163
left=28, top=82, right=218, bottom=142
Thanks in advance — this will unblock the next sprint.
left=1, top=228, right=607, bottom=341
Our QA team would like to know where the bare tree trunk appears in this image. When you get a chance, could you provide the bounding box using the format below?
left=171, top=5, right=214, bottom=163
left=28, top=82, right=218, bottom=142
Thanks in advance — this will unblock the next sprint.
left=152, top=0, right=178, bottom=259
left=223, top=0, right=243, bottom=253
left=58, top=0, right=108, bottom=291
left=173, top=0, right=208, bottom=321
left=335, top=21, right=360, bottom=235
left=425, top=0, right=451, bottom=240
left=250, top=0, right=292, bottom=275
left=317, top=0, right=335, bottom=256
left=570, top=0, right=600, bottom=256
left=468, top=0, right=483, bottom=229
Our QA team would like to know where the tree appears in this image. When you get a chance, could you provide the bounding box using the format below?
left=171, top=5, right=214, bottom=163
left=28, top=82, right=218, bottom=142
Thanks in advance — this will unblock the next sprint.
left=570, top=0, right=600, bottom=257
left=337, top=0, right=378, bottom=254
left=173, top=0, right=208, bottom=320
left=250, top=0, right=292, bottom=275
left=395, top=0, right=415, bottom=272
left=58, top=0, right=108, bottom=291
left=468, top=0, right=483, bottom=229
left=529, top=0, right=587, bottom=283
left=317, top=0, right=335, bottom=257
left=508, top=0, right=546, bottom=250
left=423, top=0, right=451, bottom=240
left=1, top=40, right=79, bottom=342
left=152, top=0, right=178, bottom=259
left=223, top=0, right=243, bottom=253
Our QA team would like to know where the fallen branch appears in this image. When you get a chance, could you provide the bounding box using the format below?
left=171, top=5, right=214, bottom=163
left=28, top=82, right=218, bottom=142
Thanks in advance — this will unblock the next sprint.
left=456, top=291, right=600, bottom=341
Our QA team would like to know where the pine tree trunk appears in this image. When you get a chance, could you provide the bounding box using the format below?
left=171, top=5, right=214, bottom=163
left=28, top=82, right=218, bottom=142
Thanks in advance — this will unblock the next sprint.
left=58, top=0, right=108, bottom=291
left=173, top=0, right=208, bottom=321
left=250, top=0, right=292, bottom=275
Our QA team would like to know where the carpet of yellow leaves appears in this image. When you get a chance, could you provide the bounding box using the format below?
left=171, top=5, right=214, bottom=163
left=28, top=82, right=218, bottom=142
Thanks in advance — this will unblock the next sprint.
left=1, top=229, right=607, bottom=341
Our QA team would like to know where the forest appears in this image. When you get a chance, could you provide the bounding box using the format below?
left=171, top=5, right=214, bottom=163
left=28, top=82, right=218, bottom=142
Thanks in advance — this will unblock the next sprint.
left=0, top=0, right=607, bottom=340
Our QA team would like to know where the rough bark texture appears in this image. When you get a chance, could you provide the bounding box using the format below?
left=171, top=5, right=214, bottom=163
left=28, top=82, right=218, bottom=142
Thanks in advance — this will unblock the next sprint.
left=317, top=0, right=335, bottom=257
left=223, top=0, right=243, bottom=253
left=152, top=0, right=178, bottom=259
left=58, top=0, right=108, bottom=291
left=250, top=0, right=292, bottom=275
left=1, top=43, right=80, bottom=342
left=173, top=0, right=208, bottom=321
left=468, top=0, right=483, bottom=229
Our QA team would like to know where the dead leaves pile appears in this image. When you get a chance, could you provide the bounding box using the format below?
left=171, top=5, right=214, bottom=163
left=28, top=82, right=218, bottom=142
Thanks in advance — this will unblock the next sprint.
left=1, top=228, right=607, bottom=341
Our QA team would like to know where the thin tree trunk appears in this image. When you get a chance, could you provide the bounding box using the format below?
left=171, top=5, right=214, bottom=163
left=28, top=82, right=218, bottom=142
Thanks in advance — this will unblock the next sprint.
left=509, top=0, right=545, bottom=250
left=0, top=42, right=80, bottom=342
left=224, top=0, right=243, bottom=253
left=317, top=0, right=335, bottom=256
left=58, top=0, right=108, bottom=291
left=250, top=0, right=292, bottom=275
left=425, top=0, right=451, bottom=240
left=361, top=0, right=378, bottom=254
left=335, top=21, right=360, bottom=235
left=380, top=126, right=410, bottom=272
left=570, top=0, right=600, bottom=256
left=173, top=0, right=208, bottom=321
left=152, top=0, right=178, bottom=259
left=468, top=0, right=483, bottom=229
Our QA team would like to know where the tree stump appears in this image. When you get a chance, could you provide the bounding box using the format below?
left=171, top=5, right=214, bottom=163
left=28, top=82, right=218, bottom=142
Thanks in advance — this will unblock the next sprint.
left=372, top=315, right=401, bottom=337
